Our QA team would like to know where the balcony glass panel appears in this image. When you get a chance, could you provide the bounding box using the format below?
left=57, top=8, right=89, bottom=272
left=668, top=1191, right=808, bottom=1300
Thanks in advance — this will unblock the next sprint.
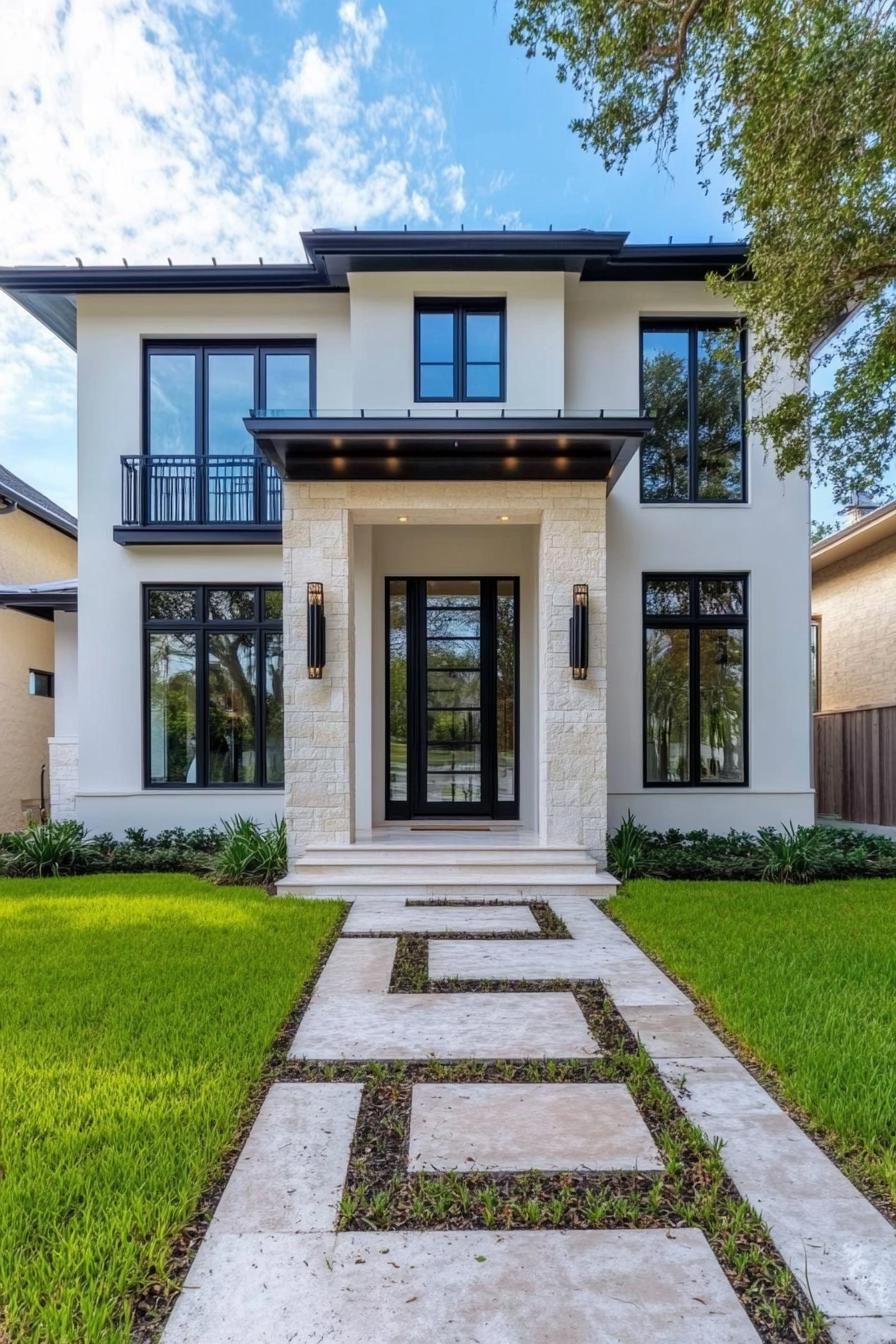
left=207, top=353, right=255, bottom=455
left=149, top=353, right=196, bottom=455
left=265, top=352, right=311, bottom=414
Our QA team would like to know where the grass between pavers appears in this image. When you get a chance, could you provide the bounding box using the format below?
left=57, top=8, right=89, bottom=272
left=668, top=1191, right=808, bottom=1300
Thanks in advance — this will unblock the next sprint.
left=608, top=878, right=896, bottom=1211
left=0, top=873, right=343, bottom=1344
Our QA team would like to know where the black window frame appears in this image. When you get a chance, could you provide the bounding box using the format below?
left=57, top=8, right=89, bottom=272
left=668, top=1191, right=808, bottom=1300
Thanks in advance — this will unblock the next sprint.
left=142, top=582, right=284, bottom=790
left=642, top=573, right=749, bottom=788
left=143, top=338, right=317, bottom=457
left=639, top=318, right=748, bottom=504
left=29, top=669, right=54, bottom=698
left=414, top=299, right=506, bottom=403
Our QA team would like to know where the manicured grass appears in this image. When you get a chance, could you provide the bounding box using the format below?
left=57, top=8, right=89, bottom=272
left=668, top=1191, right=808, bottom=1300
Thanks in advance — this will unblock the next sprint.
left=608, top=879, right=896, bottom=1205
left=0, top=874, right=342, bottom=1344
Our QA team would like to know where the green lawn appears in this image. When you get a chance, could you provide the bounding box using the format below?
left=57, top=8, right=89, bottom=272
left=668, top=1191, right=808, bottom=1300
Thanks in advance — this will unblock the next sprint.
left=608, top=878, right=896, bottom=1206
left=0, top=874, right=342, bottom=1344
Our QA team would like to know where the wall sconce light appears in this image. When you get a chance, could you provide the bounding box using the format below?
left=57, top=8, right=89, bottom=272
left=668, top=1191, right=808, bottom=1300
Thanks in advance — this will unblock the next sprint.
left=307, top=582, right=326, bottom=679
left=569, top=584, right=589, bottom=680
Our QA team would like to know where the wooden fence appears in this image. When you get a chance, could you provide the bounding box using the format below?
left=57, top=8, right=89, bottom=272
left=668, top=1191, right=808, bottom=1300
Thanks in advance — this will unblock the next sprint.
left=814, top=704, right=896, bottom=826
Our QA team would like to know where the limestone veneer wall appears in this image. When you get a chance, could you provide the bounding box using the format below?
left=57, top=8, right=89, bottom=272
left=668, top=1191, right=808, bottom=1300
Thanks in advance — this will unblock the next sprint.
left=813, top=533, right=896, bottom=712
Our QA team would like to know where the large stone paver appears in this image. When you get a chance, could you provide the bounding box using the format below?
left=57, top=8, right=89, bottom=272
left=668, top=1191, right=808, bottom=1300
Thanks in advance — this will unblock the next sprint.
left=343, top=899, right=540, bottom=934
left=163, top=1228, right=762, bottom=1344
left=290, top=990, right=601, bottom=1060
left=620, top=1004, right=733, bottom=1059
left=429, top=938, right=691, bottom=1006
left=212, top=1083, right=361, bottom=1233
left=650, top=1056, right=896, bottom=1323
left=408, top=1082, right=662, bottom=1172
left=314, top=938, right=396, bottom=996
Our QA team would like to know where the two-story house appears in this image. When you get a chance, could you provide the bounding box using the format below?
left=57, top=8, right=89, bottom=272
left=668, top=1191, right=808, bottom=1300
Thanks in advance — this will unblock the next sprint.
left=0, top=229, right=814, bottom=890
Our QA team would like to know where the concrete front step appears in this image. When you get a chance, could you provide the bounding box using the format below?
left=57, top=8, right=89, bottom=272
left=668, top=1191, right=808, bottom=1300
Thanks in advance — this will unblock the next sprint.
left=298, top=844, right=596, bottom=867
left=276, top=877, right=617, bottom=899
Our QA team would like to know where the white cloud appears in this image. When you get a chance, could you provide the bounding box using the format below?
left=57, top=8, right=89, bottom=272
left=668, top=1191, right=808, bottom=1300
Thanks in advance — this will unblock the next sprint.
left=0, top=0, right=466, bottom=514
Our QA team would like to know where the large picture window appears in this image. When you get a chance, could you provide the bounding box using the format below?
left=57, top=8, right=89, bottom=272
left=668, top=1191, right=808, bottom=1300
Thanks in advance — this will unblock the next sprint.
left=144, top=584, right=283, bottom=788
left=643, top=575, right=747, bottom=787
left=415, top=300, right=505, bottom=402
left=145, top=340, right=314, bottom=458
left=640, top=321, right=746, bottom=503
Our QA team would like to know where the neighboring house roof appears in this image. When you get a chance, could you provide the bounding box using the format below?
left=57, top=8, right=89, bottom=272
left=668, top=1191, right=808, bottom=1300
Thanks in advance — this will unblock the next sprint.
left=0, top=229, right=749, bottom=352
left=0, top=577, right=78, bottom=620
left=0, top=464, right=77, bottom=538
left=812, top=500, right=896, bottom=573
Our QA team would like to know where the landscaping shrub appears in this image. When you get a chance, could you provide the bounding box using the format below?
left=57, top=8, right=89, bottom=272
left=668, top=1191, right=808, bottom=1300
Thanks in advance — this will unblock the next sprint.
left=0, top=816, right=279, bottom=881
left=0, top=819, right=98, bottom=877
left=606, top=811, right=648, bottom=882
left=607, top=817, right=896, bottom=884
left=203, top=815, right=288, bottom=887
left=758, top=822, right=837, bottom=884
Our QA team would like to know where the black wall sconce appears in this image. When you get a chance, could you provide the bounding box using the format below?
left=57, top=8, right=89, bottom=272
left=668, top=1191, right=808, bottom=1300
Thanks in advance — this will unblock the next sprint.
left=307, top=582, right=326, bottom=679
left=569, top=584, right=589, bottom=680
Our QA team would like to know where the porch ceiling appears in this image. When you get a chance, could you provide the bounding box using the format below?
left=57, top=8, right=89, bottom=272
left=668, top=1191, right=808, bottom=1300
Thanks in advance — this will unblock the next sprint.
left=244, top=413, right=652, bottom=486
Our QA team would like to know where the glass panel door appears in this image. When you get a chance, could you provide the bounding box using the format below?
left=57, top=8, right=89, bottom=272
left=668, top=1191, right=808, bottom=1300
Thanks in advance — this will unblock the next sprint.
left=385, top=577, right=519, bottom=819
left=425, top=580, right=483, bottom=806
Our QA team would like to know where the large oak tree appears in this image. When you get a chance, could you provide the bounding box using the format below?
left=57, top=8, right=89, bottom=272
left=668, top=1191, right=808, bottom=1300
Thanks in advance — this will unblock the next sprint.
left=510, top=0, right=896, bottom=503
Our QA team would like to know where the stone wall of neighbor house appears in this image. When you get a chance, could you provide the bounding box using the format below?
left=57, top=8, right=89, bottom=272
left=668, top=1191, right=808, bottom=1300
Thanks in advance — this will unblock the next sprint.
left=813, top=532, right=896, bottom=712
left=281, top=480, right=608, bottom=864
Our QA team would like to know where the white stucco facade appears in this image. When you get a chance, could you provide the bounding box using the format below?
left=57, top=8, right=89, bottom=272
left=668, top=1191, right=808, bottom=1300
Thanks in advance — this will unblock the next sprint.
left=26, top=238, right=812, bottom=844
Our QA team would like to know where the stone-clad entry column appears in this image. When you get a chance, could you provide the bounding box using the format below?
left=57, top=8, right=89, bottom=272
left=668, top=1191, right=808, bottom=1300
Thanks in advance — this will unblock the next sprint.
left=282, top=479, right=607, bottom=866
left=539, top=482, right=607, bottom=860
left=282, top=483, right=354, bottom=858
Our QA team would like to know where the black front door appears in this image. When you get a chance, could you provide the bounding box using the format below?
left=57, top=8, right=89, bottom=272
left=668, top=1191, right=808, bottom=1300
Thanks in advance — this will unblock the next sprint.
left=386, top=577, right=519, bottom=819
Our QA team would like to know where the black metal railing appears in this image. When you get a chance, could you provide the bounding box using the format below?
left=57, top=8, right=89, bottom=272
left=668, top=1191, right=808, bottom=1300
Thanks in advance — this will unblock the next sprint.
left=121, top=455, right=282, bottom=528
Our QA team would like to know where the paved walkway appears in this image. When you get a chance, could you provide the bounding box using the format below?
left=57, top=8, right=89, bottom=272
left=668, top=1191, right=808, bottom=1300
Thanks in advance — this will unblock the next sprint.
left=163, top=896, right=896, bottom=1343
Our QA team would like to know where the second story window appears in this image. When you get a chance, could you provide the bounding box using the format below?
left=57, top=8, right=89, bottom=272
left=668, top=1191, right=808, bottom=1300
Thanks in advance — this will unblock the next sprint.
left=146, top=341, right=314, bottom=458
left=640, top=321, right=746, bottom=503
left=415, top=300, right=505, bottom=402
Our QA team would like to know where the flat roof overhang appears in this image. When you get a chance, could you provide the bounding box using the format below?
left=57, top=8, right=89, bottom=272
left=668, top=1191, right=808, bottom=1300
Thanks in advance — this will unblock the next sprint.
left=0, top=581, right=77, bottom=620
left=244, top=414, right=652, bottom=487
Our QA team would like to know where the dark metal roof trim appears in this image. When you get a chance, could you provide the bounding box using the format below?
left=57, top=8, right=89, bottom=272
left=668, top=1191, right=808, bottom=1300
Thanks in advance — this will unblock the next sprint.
left=300, top=228, right=631, bottom=280
left=0, top=579, right=78, bottom=618
left=0, top=466, right=77, bottom=537
left=584, top=243, right=749, bottom=282
left=0, top=263, right=333, bottom=295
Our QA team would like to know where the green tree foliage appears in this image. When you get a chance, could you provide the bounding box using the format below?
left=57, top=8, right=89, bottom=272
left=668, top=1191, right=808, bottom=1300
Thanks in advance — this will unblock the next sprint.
left=510, top=0, right=896, bottom=503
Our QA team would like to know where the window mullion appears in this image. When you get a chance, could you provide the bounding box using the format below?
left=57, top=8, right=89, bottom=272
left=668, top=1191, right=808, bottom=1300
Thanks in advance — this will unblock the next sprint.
left=199, top=611, right=209, bottom=788
left=690, top=618, right=700, bottom=787
left=688, top=325, right=698, bottom=502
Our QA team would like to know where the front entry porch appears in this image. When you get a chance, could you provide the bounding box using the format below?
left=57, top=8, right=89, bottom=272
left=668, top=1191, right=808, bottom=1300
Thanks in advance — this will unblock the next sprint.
left=279, top=480, right=611, bottom=893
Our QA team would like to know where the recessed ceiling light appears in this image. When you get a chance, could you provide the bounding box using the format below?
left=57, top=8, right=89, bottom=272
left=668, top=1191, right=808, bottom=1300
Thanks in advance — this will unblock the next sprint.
left=498, top=514, right=510, bottom=521
left=398, top=515, right=408, bottom=522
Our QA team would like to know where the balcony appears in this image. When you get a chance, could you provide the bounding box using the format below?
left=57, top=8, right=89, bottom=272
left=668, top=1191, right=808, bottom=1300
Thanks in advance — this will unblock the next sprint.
left=115, top=455, right=282, bottom=545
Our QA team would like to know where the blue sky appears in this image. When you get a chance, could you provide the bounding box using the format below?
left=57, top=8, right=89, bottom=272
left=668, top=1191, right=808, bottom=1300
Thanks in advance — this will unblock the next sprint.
left=0, top=0, right=839, bottom=521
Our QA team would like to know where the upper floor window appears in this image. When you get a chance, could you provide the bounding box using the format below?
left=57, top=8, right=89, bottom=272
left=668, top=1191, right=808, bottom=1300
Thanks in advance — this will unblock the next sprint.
left=145, top=341, right=315, bottom=457
left=415, top=300, right=505, bottom=402
left=640, top=321, right=746, bottom=503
